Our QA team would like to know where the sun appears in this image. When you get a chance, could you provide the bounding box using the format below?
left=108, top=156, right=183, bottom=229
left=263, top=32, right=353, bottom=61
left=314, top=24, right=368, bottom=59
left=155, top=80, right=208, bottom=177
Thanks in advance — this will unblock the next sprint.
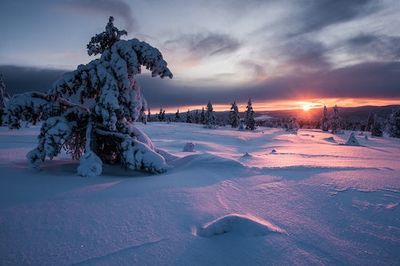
left=302, top=104, right=311, bottom=111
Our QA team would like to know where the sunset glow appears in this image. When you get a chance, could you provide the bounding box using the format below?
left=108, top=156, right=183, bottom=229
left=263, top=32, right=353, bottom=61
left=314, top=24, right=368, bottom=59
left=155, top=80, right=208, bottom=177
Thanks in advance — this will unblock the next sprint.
left=164, top=98, right=400, bottom=113
left=302, top=104, right=311, bottom=111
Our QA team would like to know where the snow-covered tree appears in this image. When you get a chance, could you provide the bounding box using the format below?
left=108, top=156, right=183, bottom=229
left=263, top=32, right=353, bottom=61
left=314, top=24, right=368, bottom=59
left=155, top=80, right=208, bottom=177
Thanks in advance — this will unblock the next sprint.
left=6, top=17, right=172, bottom=176
left=330, top=105, right=341, bottom=134
left=147, top=108, right=151, bottom=122
left=285, top=117, right=299, bottom=134
left=194, top=110, right=200, bottom=124
left=229, top=101, right=240, bottom=128
left=245, top=98, right=255, bottom=130
left=200, top=107, right=206, bottom=124
left=186, top=110, right=192, bottom=123
left=387, top=108, right=400, bottom=138
left=0, top=74, right=10, bottom=126
left=139, top=105, right=147, bottom=124
left=158, top=108, right=166, bottom=122
left=321, top=105, right=329, bottom=131
left=366, top=112, right=374, bottom=132
left=175, top=109, right=181, bottom=122
left=204, top=101, right=216, bottom=128
left=87, top=16, right=127, bottom=56
left=371, top=114, right=383, bottom=137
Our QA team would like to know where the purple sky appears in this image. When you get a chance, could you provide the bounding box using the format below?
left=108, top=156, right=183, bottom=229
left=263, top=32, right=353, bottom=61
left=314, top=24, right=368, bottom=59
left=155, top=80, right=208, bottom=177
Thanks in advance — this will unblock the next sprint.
left=0, top=0, right=399, bottom=109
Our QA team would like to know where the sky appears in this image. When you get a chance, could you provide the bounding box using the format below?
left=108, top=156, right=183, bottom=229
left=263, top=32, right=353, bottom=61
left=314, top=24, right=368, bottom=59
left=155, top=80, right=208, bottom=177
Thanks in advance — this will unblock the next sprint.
left=0, top=0, right=399, bottom=111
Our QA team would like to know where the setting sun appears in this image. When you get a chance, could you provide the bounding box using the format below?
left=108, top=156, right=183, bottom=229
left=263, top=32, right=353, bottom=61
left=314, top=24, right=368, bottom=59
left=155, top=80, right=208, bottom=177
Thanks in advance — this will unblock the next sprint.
left=302, top=104, right=311, bottom=111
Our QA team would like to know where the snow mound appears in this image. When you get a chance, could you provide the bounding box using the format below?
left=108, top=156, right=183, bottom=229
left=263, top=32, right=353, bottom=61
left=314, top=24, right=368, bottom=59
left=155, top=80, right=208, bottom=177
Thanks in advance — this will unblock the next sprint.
left=324, top=137, right=336, bottom=143
left=241, top=152, right=252, bottom=158
left=345, top=133, right=361, bottom=146
left=196, top=214, right=286, bottom=238
left=182, top=142, right=195, bottom=152
left=77, top=151, right=103, bottom=177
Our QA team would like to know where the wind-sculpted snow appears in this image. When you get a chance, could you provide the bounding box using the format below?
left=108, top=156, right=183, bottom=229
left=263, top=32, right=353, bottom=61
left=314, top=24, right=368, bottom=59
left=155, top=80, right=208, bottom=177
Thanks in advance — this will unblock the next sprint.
left=196, top=213, right=286, bottom=237
left=1, top=123, right=400, bottom=265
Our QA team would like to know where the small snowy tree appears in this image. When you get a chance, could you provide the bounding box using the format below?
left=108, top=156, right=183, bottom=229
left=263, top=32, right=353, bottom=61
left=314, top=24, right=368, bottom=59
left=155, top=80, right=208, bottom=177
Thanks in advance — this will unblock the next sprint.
left=158, top=108, right=166, bottom=122
left=371, top=114, right=383, bottom=137
left=139, top=105, right=147, bottom=124
left=321, top=105, right=329, bottom=131
left=229, top=101, right=240, bottom=128
left=0, top=74, right=10, bottom=126
left=204, top=101, right=216, bottom=128
left=200, top=107, right=206, bottom=124
left=194, top=110, right=200, bottom=124
left=186, top=110, right=192, bottom=123
left=6, top=17, right=172, bottom=176
left=330, top=105, right=341, bottom=134
left=285, top=117, right=299, bottom=134
left=147, top=108, right=152, bottom=122
left=175, top=109, right=181, bottom=122
left=366, top=112, right=374, bottom=132
left=387, top=108, right=400, bottom=138
left=245, top=98, right=255, bottom=130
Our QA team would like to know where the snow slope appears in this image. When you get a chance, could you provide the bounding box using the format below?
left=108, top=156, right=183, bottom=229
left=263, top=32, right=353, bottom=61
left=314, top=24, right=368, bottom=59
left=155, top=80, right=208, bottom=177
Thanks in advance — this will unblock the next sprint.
left=0, top=123, right=399, bottom=265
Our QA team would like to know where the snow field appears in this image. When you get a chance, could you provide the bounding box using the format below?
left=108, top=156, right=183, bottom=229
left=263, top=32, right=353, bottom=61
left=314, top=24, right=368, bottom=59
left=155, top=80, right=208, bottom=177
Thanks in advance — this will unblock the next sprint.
left=0, top=122, right=399, bottom=265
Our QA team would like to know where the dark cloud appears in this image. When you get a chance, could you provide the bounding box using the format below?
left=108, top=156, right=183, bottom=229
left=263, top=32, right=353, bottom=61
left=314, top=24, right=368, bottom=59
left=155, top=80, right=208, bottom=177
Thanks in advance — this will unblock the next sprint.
left=166, top=33, right=240, bottom=57
left=61, top=0, right=137, bottom=32
left=346, top=34, right=400, bottom=60
left=137, top=61, right=400, bottom=108
left=299, top=61, right=400, bottom=98
left=281, top=38, right=330, bottom=71
left=3, top=62, right=398, bottom=109
left=0, top=65, right=67, bottom=95
left=288, top=0, right=380, bottom=36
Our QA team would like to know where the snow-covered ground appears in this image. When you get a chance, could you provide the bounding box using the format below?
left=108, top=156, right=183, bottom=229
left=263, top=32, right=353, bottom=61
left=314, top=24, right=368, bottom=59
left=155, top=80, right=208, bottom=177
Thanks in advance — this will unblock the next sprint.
left=1, top=122, right=399, bottom=265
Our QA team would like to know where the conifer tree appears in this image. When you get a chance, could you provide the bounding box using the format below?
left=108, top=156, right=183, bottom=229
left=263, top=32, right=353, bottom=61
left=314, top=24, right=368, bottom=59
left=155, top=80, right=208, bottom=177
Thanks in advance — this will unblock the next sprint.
left=6, top=17, right=172, bottom=176
left=387, top=108, right=400, bottom=138
left=229, top=101, right=240, bottom=128
left=0, top=74, right=10, bottom=126
left=139, top=105, right=147, bottom=124
left=366, top=112, right=374, bottom=132
left=147, top=108, right=151, bottom=122
left=186, top=110, right=192, bottom=123
left=321, top=105, right=329, bottom=131
left=194, top=110, right=200, bottom=124
left=175, top=109, right=181, bottom=122
left=371, top=114, right=383, bottom=137
left=204, top=101, right=216, bottom=128
left=245, top=98, right=255, bottom=130
left=330, top=105, right=341, bottom=134
left=200, top=107, right=206, bottom=124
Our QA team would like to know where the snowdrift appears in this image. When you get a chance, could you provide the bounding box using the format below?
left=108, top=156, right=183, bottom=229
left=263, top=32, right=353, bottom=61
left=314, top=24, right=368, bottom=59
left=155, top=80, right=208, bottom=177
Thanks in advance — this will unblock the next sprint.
left=196, top=213, right=286, bottom=237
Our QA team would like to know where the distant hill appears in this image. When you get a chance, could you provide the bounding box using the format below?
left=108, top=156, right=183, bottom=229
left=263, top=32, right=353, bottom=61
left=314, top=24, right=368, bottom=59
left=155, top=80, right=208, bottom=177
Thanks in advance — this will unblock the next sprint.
left=255, top=105, right=400, bottom=122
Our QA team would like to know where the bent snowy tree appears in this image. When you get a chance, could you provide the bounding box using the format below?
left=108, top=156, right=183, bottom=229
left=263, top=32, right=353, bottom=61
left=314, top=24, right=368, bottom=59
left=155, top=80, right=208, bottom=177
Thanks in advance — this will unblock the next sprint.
left=6, top=17, right=172, bottom=176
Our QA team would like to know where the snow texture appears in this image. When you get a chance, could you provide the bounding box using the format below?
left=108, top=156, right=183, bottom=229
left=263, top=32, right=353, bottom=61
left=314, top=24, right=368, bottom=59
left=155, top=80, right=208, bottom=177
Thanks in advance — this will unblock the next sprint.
left=196, top=213, right=286, bottom=237
left=1, top=123, right=400, bottom=265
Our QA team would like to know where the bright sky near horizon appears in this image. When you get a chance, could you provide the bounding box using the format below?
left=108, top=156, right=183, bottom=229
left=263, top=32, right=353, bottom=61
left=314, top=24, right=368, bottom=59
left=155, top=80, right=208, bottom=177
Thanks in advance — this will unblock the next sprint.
left=0, top=0, right=399, bottom=110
